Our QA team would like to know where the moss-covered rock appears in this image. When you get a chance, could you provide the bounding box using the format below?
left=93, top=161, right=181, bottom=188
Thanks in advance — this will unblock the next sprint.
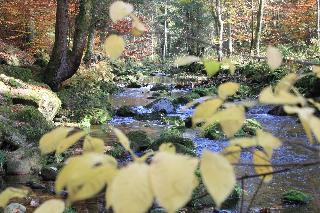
left=116, top=106, right=137, bottom=117
left=203, top=119, right=262, bottom=140
left=150, top=84, right=170, bottom=91
left=282, top=190, right=312, bottom=205
left=127, top=130, right=152, bottom=152
left=192, top=86, right=217, bottom=97
left=189, top=184, right=241, bottom=209
left=150, top=129, right=196, bottom=156
left=161, top=116, right=185, bottom=127
left=107, top=143, right=127, bottom=159
left=146, top=98, right=175, bottom=114
left=172, top=93, right=201, bottom=106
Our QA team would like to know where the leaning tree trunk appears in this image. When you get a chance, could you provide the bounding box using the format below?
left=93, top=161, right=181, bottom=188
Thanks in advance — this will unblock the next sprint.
left=45, top=0, right=92, bottom=91
left=317, top=0, right=320, bottom=42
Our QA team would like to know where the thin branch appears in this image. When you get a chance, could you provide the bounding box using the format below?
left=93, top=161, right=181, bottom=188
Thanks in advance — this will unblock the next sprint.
left=240, top=178, right=245, bottom=213
left=245, top=176, right=265, bottom=213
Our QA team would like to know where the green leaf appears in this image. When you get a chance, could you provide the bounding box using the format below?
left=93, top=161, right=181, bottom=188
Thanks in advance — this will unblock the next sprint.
left=203, top=59, right=220, bottom=77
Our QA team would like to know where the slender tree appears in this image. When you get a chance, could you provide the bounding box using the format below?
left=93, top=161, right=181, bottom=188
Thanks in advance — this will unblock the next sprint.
left=253, top=0, right=265, bottom=56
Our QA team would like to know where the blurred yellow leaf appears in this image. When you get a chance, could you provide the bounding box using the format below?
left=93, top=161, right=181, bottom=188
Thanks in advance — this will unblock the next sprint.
left=174, top=56, right=200, bottom=67
left=150, top=152, right=198, bottom=213
left=131, top=15, right=146, bottom=37
left=253, top=150, right=273, bottom=182
left=200, top=151, right=236, bottom=208
left=83, top=136, right=105, bottom=154
left=256, top=130, right=281, bottom=158
left=104, top=35, right=125, bottom=60
left=222, top=58, right=236, bottom=75
left=112, top=127, right=131, bottom=152
left=266, top=46, right=283, bottom=70
left=218, top=82, right=240, bottom=100
left=274, top=73, right=298, bottom=94
left=107, top=163, right=153, bottom=213
left=56, top=131, right=86, bottom=154
left=68, top=165, right=117, bottom=203
left=0, top=187, right=28, bottom=208
left=34, top=199, right=65, bottom=213
left=222, top=145, right=241, bottom=164
left=259, top=86, right=305, bottom=105
left=312, top=65, right=320, bottom=78
left=109, top=1, right=134, bottom=23
left=192, top=99, right=223, bottom=126
left=55, top=153, right=117, bottom=193
left=204, top=106, right=246, bottom=138
left=159, top=143, right=176, bottom=153
left=230, top=137, right=257, bottom=148
left=203, top=59, right=220, bottom=77
left=39, top=127, right=71, bottom=155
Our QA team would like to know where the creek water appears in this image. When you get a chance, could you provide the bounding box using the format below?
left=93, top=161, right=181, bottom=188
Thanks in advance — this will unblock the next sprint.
left=2, top=75, right=320, bottom=213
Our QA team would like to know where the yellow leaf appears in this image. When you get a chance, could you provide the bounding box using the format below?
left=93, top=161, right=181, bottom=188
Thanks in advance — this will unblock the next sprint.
left=107, top=163, right=153, bottom=213
left=222, top=58, right=236, bottom=75
left=230, top=137, right=257, bottom=148
left=218, top=82, right=240, bottom=100
left=159, top=143, right=176, bottom=153
left=104, top=35, right=125, bottom=60
left=200, top=151, right=236, bottom=208
left=312, top=65, right=320, bottom=78
left=256, top=130, right=281, bottom=158
left=259, top=86, right=305, bottom=105
left=203, top=59, right=220, bottom=77
left=204, top=106, right=246, bottom=138
left=112, top=127, right=131, bottom=152
left=109, top=1, right=134, bottom=23
left=131, top=15, right=146, bottom=37
left=34, top=199, right=65, bottom=213
left=253, top=151, right=273, bottom=182
left=150, top=152, right=198, bottom=213
left=0, top=187, right=28, bottom=208
left=55, top=153, right=117, bottom=193
left=192, top=99, right=223, bottom=125
left=266, top=46, right=283, bottom=70
left=56, top=131, right=86, bottom=154
left=174, top=56, right=200, bottom=67
left=68, top=165, right=117, bottom=203
left=39, top=127, right=71, bottom=155
left=309, top=116, right=320, bottom=144
left=83, top=136, right=105, bottom=154
left=274, top=73, right=298, bottom=94
left=222, top=145, right=241, bottom=164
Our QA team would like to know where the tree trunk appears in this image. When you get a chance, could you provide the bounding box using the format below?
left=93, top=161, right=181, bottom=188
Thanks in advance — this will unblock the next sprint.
left=45, top=0, right=92, bottom=91
left=317, top=0, right=320, bottom=41
left=83, top=26, right=95, bottom=64
left=250, top=0, right=255, bottom=54
left=163, top=1, right=168, bottom=60
left=227, top=13, right=233, bottom=57
left=253, top=0, right=265, bottom=56
left=215, top=0, right=224, bottom=61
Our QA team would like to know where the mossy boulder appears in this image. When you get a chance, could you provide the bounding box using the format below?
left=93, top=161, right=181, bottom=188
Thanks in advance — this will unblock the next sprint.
left=203, top=119, right=262, bottom=140
left=150, top=84, right=170, bottom=91
left=281, top=190, right=312, bottom=205
left=149, top=129, right=196, bottom=156
left=192, top=86, right=217, bottom=97
left=107, top=143, right=127, bottom=159
left=172, top=93, right=201, bottom=105
left=189, top=184, right=241, bottom=209
left=116, top=106, right=137, bottom=117
left=146, top=98, right=175, bottom=114
left=127, top=130, right=152, bottom=152
left=0, top=74, right=61, bottom=121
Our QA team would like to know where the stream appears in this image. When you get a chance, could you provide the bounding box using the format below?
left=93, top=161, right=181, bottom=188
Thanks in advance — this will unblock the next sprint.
left=2, top=75, right=320, bottom=213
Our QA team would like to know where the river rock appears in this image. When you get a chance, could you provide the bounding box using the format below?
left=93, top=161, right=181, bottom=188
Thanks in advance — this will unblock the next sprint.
left=147, top=98, right=175, bottom=114
left=268, top=105, right=288, bottom=116
left=116, top=106, right=137, bottom=117
left=5, top=149, right=41, bottom=175
left=40, top=166, right=58, bottom=181
left=4, top=203, right=26, bottom=213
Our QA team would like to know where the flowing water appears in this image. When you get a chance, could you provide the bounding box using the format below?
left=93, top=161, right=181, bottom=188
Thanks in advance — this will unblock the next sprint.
left=1, top=75, right=319, bottom=213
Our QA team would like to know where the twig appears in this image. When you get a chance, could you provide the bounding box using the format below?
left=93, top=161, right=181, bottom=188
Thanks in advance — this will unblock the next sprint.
left=240, top=178, right=245, bottom=213
left=245, top=176, right=265, bottom=213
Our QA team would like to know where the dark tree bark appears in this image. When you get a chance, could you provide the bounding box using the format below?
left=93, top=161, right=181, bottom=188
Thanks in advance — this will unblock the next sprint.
left=45, top=0, right=93, bottom=91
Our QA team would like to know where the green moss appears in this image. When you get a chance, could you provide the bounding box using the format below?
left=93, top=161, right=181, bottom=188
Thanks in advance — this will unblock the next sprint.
left=116, top=106, right=137, bottom=117
left=127, top=130, right=152, bottom=152
left=63, top=207, right=77, bottom=213
left=161, top=116, right=185, bottom=127
left=282, top=189, right=312, bottom=205
left=150, top=128, right=196, bottom=156
left=107, top=143, right=127, bottom=159
left=172, top=93, right=201, bottom=105
left=150, top=84, right=170, bottom=91
left=192, top=86, right=217, bottom=97
left=203, top=119, right=262, bottom=140
left=0, top=65, right=34, bottom=82
left=190, top=184, right=241, bottom=209
left=12, top=106, right=53, bottom=142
